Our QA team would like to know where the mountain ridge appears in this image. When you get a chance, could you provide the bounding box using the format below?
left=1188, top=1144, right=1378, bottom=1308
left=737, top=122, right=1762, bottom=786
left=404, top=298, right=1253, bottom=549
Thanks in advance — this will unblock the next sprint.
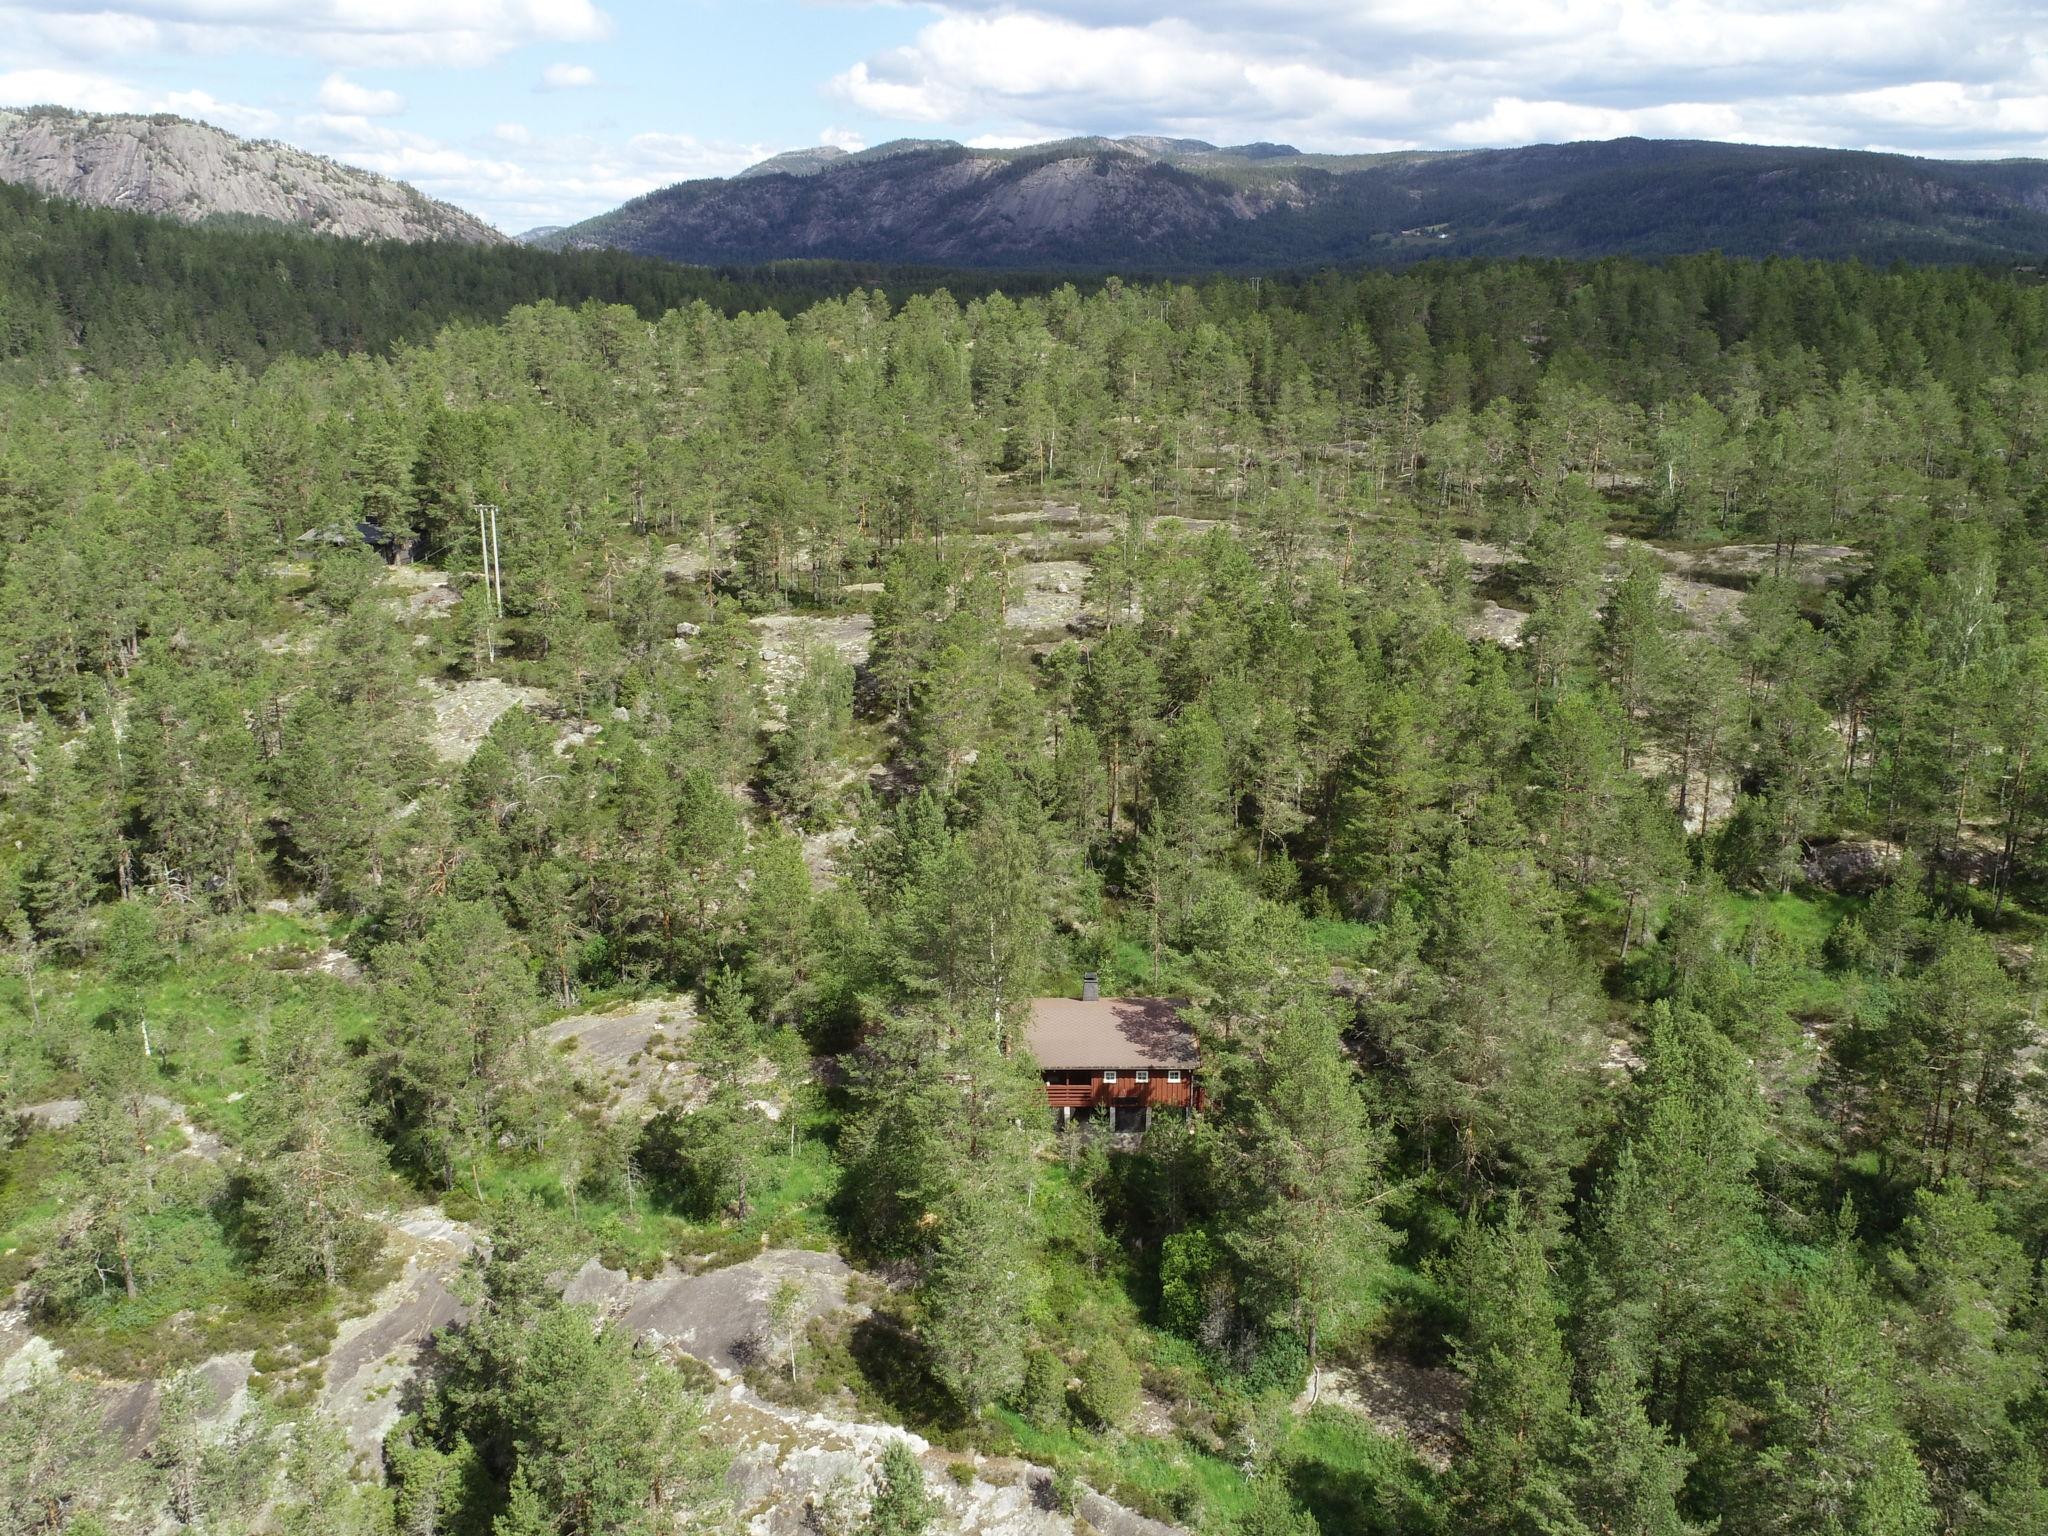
left=0, top=105, right=503, bottom=245
left=531, top=133, right=2048, bottom=269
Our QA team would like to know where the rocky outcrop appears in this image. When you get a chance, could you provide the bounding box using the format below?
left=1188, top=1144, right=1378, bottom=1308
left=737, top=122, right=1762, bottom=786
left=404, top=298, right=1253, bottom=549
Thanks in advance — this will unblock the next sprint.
left=1800, top=837, right=1902, bottom=894
left=321, top=1210, right=477, bottom=1465
left=734, top=146, right=850, bottom=180
left=0, top=107, right=502, bottom=244
left=6, top=1230, right=1187, bottom=1535
left=416, top=676, right=552, bottom=762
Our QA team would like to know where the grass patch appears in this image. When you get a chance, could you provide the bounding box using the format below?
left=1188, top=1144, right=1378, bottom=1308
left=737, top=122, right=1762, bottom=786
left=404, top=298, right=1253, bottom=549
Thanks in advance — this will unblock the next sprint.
left=1287, top=1407, right=1448, bottom=1535
left=0, top=1130, right=65, bottom=1289
left=8, top=909, right=376, bottom=1142
left=1715, top=886, right=1856, bottom=949
left=458, top=1104, right=841, bottom=1277
left=1304, top=917, right=1379, bottom=964
left=37, top=1197, right=401, bottom=1379
left=989, top=1404, right=1247, bottom=1526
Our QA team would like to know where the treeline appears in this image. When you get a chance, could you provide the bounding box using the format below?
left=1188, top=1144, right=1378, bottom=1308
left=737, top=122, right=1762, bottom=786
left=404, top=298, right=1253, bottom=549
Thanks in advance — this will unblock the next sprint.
left=0, top=182, right=1102, bottom=374
left=5, top=179, right=2046, bottom=399
left=0, top=256, right=2045, bottom=1533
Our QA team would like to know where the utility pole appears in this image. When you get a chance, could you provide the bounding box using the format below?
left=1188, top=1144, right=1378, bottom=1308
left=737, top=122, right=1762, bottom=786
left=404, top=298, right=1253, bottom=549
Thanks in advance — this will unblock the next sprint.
left=473, top=502, right=505, bottom=616
left=489, top=503, right=504, bottom=619
left=474, top=503, right=504, bottom=662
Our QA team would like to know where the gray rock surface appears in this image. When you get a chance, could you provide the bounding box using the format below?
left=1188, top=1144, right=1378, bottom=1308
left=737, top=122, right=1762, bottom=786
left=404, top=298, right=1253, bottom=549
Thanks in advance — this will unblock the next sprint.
left=751, top=614, right=873, bottom=701
left=543, top=996, right=700, bottom=1115
left=417, top=677, right=553, bottom=763
left=320, top=1209, right=477, bottom=1466
left=614, top=1249, right=857, bottom=1374
left=1002, top=560, right=1090, bottom=632
left=0, top=107, right=501, bottom=243
left=1801, top=837, right=1903, bottom=893
left=1300, top=1357, right=1465, bottom=1473
left=16, top=1096, right=224, bottom=1161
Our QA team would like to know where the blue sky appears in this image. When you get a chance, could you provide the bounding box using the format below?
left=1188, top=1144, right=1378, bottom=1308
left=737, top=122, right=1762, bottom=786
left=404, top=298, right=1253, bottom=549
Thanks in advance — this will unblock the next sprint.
left=5, top=2, right=2048, bottom=233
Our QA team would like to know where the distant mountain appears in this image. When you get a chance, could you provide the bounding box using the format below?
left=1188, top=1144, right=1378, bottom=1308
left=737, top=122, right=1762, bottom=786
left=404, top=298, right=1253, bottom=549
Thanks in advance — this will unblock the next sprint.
left=734, top=146, right=849, bottom=180
left=0, top=106, right=503, bottom=244
left=533, top=134, right=2048, bottom=270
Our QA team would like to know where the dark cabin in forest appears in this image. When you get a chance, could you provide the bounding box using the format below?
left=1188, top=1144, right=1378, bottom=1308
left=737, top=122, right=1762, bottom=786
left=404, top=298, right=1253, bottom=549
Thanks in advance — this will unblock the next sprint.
left=295, top=520, right=417, bottom=564
left=1025, top=977, right=1200, bottom=1132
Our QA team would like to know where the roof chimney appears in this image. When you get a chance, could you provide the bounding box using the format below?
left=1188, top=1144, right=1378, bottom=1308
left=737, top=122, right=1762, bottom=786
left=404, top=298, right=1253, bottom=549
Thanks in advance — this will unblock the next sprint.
left=1082, top=973, right=1099, bottom=1002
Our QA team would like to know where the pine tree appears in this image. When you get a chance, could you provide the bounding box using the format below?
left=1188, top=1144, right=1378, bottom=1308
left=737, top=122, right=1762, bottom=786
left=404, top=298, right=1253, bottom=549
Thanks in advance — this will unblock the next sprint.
left=920, top=1194, right=1032, bottom=1415
left=1450, top=1202, right=1576, bottom=1536
left=374, top=899, right=544, bottom=1194
left=1563, top=1357, right=1705, bottom=1536
left=1744, top=1206, right=1935, bottom=1536
left=763, top=649, right=852, bottom=827
left=490, top=1305, right=717, bottom=1536
left=637, top=972, right=773, bottom=1219
left=1582, top=1002, right=1763, bottom=1431
left=1891, top=1181, right=2047, bottom=1535
left=36, top=1042, right=175, bottom=1310
left=0, top=1366, right=125, bottom=1535
left=862, top=1440, right=938, bottom=1536
left=1211, top=994, right=1389, bottom=1398
left=241, top=1012, right=385, bottom=1288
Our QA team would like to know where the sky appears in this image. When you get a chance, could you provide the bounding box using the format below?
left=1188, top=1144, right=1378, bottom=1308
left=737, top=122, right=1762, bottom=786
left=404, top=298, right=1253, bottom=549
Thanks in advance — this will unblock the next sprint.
left=4, top=1, right=2048, bottom=234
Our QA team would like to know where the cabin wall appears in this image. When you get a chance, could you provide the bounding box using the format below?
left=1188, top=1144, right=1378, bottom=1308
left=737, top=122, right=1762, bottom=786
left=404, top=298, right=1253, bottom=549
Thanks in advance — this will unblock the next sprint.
left=1041, top=1071, right=1199, bottom=1111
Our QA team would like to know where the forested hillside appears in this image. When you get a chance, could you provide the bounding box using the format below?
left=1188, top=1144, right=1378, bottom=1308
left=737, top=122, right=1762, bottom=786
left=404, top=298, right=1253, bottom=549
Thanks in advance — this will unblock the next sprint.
left=3, top=254, right=2047, bottom=1535
left=0, top=183, right=1068, bottom=373
left=537, top=134, right=2048, bottom=270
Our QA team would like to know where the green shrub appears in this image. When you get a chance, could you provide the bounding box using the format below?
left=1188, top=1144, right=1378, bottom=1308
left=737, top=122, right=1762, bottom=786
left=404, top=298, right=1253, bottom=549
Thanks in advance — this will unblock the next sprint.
left=1233, top=1475, right=1317, bottom=1535
left=1017, top=1347, right=1068, bottom=1429
left=1159, top=1227, right=1227, bottom=1341
left=1047, top=1464, right=1081, bottom=1515
left=1241, top=1330, right=1308, bottom=1398
left=862, top=1439, right=937, bottom=1536
left=1073, top=1338, right=1140, bottom=1430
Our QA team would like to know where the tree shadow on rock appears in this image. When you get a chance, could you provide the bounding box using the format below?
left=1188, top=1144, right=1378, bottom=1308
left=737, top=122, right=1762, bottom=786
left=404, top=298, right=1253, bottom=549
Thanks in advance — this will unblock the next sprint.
left=847, top=1311, right=965, bottom=1436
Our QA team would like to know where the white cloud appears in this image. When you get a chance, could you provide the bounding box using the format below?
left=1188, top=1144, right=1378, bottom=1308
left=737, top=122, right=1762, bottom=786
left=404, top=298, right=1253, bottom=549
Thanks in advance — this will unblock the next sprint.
left=625, top=130, right=777, bottom=178
left=819, top=126, right=866, bottom=151
left=317, top=72, right=403, bottom=116
left=35, top=11, right=161, bottom=56
left=159, top=88, right=281, bottom=134
left=0, top=67, right=276, bottom=132
left=278, top=112, right=780, bottom=231
left=0, top=66, right=148, bottom=112
left=539, top=62, right=596, bottom=90
left=826, top=2, right=2048, bottom=159
left=22, top=0, right=611, bottom=69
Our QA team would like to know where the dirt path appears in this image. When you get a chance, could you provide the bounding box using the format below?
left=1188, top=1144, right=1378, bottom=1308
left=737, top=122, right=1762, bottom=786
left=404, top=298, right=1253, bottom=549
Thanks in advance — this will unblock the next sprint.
left=1298, top=1355, right=1464, bottom=1473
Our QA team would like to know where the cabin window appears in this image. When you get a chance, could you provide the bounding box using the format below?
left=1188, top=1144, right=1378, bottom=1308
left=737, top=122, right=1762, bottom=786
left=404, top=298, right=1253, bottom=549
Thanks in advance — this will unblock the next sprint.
left=1103, top=1070, right=1118, bottom=1083
left=1167, top=1070, right=1182, bottom=1084
left=1135, top=1070, right=1149, bottom=1084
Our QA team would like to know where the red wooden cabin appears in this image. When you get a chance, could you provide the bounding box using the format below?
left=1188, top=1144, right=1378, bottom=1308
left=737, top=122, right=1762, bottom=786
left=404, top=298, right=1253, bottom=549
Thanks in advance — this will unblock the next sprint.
left=1025, top=979, right=1200, bottom=1133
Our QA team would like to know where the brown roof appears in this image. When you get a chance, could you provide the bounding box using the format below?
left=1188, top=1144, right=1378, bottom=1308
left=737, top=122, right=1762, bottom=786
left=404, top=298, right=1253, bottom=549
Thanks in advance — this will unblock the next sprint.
left=1024, top=997, right=1197, bottom=1071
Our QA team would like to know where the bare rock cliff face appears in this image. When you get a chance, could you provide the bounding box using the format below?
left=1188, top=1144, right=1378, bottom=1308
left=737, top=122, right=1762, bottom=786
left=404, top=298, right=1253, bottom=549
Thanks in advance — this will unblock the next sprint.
left=0, top=107, right=503, bottom=244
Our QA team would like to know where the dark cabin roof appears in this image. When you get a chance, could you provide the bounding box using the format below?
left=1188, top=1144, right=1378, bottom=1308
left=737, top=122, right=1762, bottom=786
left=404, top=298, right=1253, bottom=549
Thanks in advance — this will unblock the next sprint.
left=1024, top=997, right=1197, bottom=1071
